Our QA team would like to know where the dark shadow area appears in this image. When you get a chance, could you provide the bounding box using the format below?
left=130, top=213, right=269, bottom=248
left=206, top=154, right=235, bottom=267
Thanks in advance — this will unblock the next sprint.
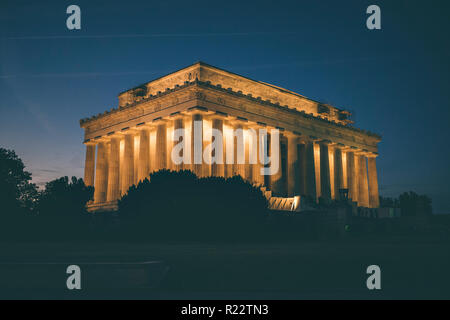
left=1, top=147, right=450, bottom=299
left=118, top=169, right=269, bottom=242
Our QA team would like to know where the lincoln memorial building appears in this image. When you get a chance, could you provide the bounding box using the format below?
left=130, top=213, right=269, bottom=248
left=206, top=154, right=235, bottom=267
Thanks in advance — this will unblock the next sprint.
left=80, top=62, right=381, bottom=212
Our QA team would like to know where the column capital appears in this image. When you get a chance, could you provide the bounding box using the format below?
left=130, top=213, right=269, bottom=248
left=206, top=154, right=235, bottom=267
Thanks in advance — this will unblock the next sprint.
left=83, top=138, right=97, bottom=146
left=209, top=111, right=228, bottom=121
left=105, top=130, right=124, bottom=140
left=284, top=130, right=302, bottom=139
left=340, top=145, right=354, bottom=152
left=267, top=124, right=281, bottom=131
left=118, top=126, right=139, bottom=135
left=349, top=145, right=361, bottom=154
left=333, top=142, right=346, bottom=149
left=354, top=148, right=372, bottom=157
left=308, top=135, right=319, bottom=141
left=168, top=111, right=188, bottom=120
left=302, top=135, right=319, bottom=144
left=247, top=121, right=267, bottom=130
left=135, top=121, right=154, bottom=131
left=183, top=106, right=213, bottom=116
left=151, top=117, right=170, bottom=124
left=319, top=139, right=332, bottom=145
left=93, top=136, right=110, bottom=143
left=227, top=116, right=249, bottom=127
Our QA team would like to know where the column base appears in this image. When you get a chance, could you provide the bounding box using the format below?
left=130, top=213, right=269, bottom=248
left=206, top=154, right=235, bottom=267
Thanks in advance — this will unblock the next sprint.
left=86, top=200, right=119, bottom=213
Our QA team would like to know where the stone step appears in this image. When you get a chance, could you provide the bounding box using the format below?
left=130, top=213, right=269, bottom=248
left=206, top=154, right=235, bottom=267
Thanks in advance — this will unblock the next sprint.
left=269, top=197, right=295, bottom=211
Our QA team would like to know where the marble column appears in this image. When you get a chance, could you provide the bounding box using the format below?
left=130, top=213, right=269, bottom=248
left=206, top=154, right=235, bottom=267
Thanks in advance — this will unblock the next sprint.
left=313, top=142, right=321, bottom=199
left=133, top=136, right=139, bottom=184
left=263, top=131, right=271, bottom=189
left=298, top=142, right=307, bottom=196
left=94, top=141, right=108, bottom=203
left=233, top=123, right=245, bottom=178
left=368, top=155, right=380, bottom=208
left=202, top=120, right=211, bottom=177
left=358, top=154, right=369, bottom=207
left=155, top=123, right=167, bottom=171
left=346, top=151, right=358, bottom=203
left=334, top=146, right=344, bottom=200
left=270, top=132, right=283, bottom=196
left=305, top=140, right=317, bottom=201
left=244, top=126, right=252, bottom=181
left=191, top=114, right=203, bottom=177
left=224, top=122, right=232, bottom=178
left=211, top=118, right=224, bottom=177
left=148, top=127, right=157, bottom=173
left=251, top=127, right=264, bottom=186
left=121, top=132, right=135, bottom=194
left=165, top=123, right=174, bottom=171
left=171, top=118, right=184, bottom=172
left=84, top=143, right=96, bottom=187
left=138, top=129, right=150, bottom=181
left=320, top=141, right=331, bottom=200
left=286, top=135, right=298, bottom=197
left=107, top=137, right=120, bottom=202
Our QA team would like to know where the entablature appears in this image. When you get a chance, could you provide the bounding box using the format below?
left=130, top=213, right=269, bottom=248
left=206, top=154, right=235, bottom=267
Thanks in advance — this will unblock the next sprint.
left=81, top=82, right=380, bottom=154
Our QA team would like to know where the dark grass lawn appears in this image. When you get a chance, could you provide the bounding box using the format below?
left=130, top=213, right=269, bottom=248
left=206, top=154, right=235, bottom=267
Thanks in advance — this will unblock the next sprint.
left=0, top=238, right=449, bottom=299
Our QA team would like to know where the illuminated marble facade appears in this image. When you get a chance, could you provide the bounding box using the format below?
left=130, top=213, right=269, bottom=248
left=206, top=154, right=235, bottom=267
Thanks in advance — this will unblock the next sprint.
left=80, top=62, right=381, bottom=212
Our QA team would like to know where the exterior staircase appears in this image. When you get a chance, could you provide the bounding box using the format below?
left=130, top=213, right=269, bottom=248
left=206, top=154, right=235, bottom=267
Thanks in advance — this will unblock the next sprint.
left=256, top=184, right=301, bottom=212
left=259, top=185, right=272, bottom=200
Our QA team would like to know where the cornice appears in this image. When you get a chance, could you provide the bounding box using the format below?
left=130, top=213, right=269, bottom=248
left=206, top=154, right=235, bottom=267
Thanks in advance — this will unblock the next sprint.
left=80, top=79, right=382, bottom=140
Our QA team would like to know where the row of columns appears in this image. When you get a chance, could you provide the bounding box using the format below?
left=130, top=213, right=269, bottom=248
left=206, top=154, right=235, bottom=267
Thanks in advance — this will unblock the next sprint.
left=270, top=138, right=379, bottom=208
left=84, top=113, right=380, bottom=208
left=295, top=141, right=380, bottom=208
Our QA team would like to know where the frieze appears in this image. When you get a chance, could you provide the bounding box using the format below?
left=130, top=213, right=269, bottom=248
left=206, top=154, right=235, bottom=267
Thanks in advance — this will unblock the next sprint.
left=80, top=79, right=381, bottom=146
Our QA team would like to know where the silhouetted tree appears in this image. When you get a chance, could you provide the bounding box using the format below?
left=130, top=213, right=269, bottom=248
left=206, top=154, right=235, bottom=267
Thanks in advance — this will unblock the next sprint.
left=399, top=191, right=432, bottom=216
left=36, top=176, right=93, bottom=238
left=0, top=147, right=40, bottom=240
left=379, top=196, right=399, bottom=208
left=0, top=147, right=38, bottom=216
left=119, top=170, right=269, bottom=241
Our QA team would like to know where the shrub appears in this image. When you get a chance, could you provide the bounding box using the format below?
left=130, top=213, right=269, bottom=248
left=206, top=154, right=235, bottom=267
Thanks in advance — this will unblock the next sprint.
left=118, top=170, right=269, bottom=241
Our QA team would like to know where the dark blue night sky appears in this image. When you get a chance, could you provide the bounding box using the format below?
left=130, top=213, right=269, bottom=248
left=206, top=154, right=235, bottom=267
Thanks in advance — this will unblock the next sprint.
left=1, top=0, right=449, bottom=213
